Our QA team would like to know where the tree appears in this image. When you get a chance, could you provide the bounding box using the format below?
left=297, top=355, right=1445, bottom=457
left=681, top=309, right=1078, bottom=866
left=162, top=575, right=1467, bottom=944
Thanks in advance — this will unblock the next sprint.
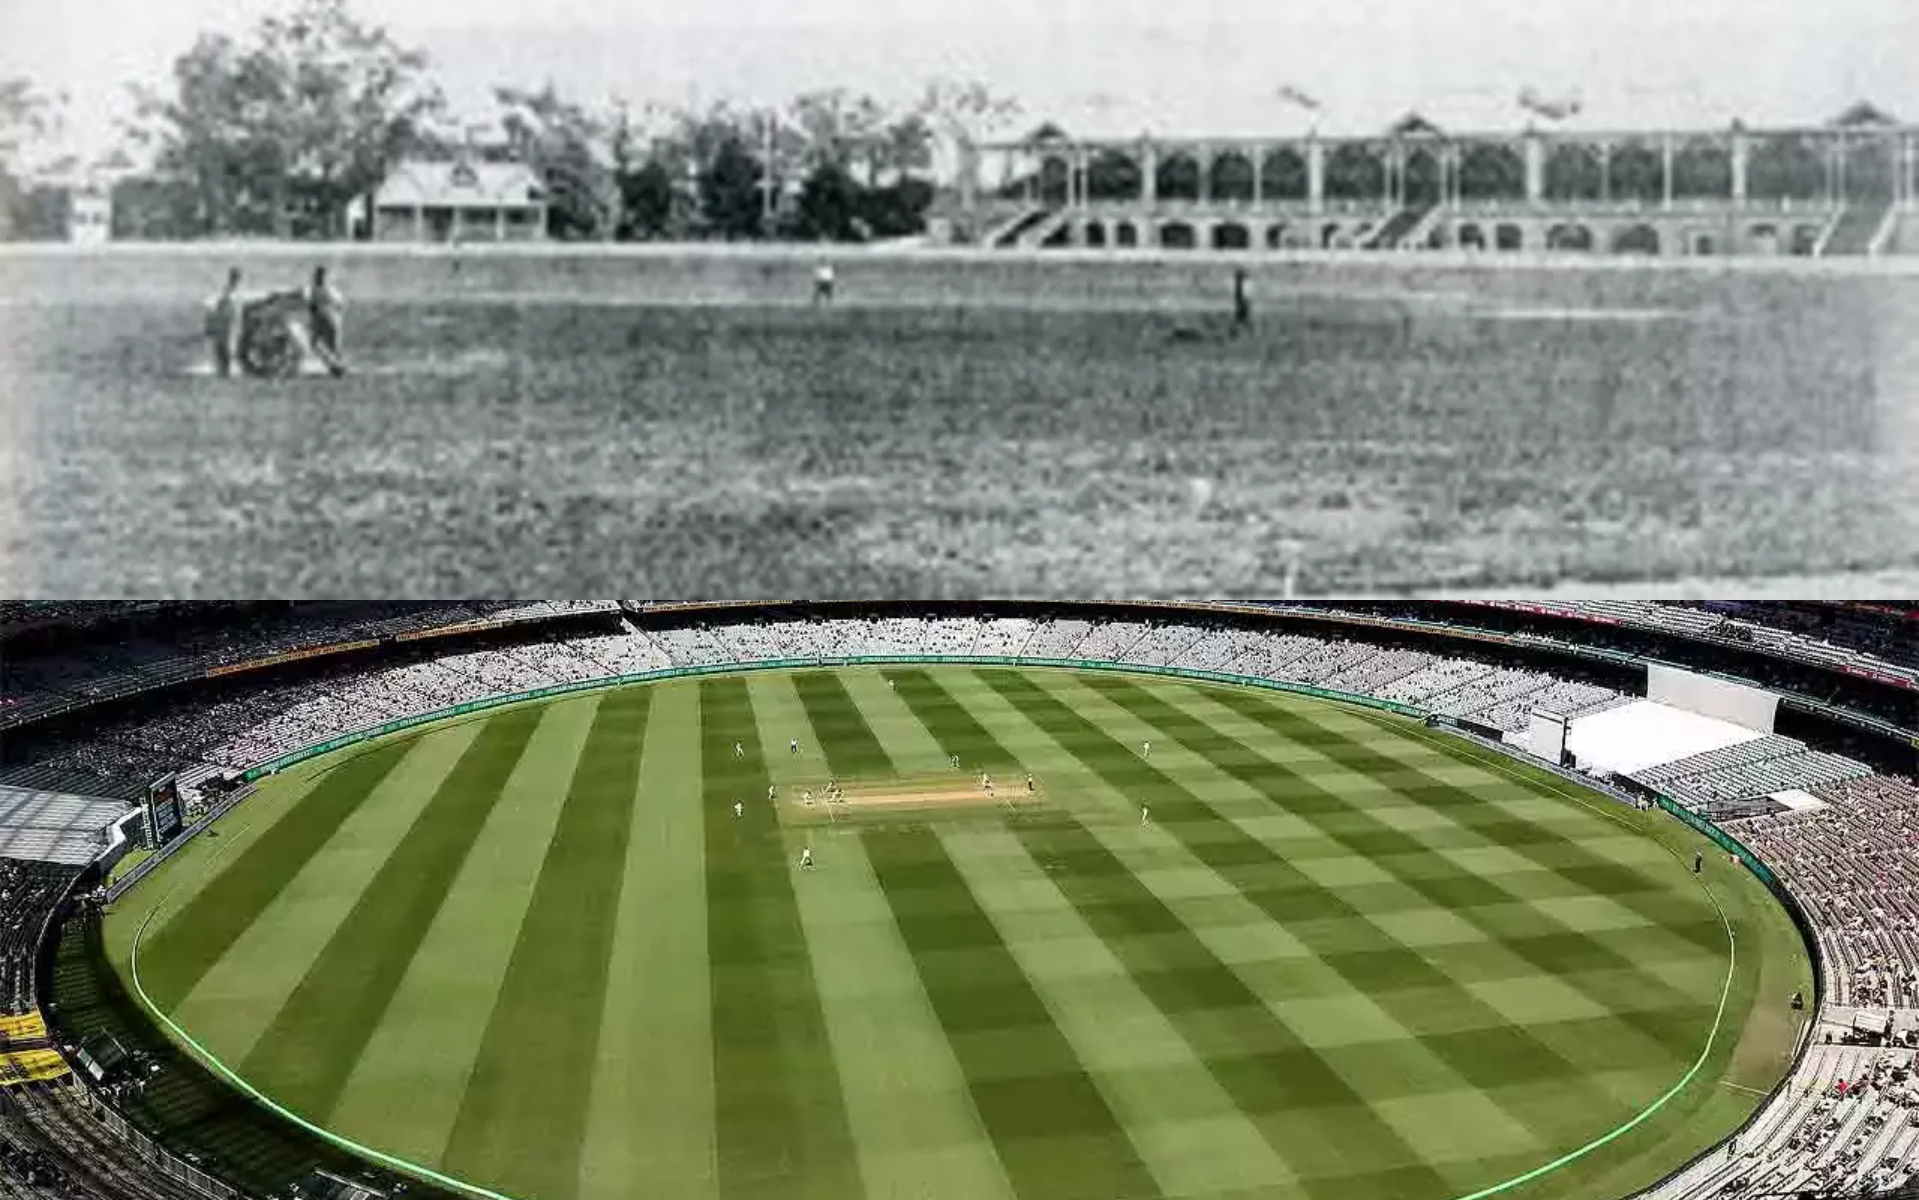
left=794, top=161, right=861, bottom=240
left=1, top=78, right=66, bottom=240
left=858, top=175, right=934, bottom=239
left=699, top=135, right=763, bottom=239
left=128, top=0, right=444, bottom=238
left=619, top=160, right=676, bottom=239
left=494, top=83, right=617, bottom=239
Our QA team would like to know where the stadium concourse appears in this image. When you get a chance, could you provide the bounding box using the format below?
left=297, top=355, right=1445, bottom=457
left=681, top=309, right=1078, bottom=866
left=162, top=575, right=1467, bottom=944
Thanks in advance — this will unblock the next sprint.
left=0, top=602, right=1913, bottom=1200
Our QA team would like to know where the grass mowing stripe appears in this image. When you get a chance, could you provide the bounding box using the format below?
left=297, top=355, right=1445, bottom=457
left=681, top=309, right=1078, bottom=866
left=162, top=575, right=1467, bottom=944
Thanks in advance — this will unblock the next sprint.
left=863, top=824, right=1164, bottom=1200
left=884, top=669, right=1025, bottom=772
left=791, top=670, right=896, bottom=777
left=837, top=668, right=953, bottom=773
left=140, top=741, right=413, bottom=1011
left=1295, top=703, right=1725, bottom=954
left=236, top=709, right=543, bottom=1122
left=983, top=671, right=1644, bottom=1162
left=1165, top=682, right=1723, bottom=1058
left=1075, top=676, right=1701, bottom=1080
left=167, top=722, right=484, bottom=1068
left=324, top=698, right=601, bottom=1171
left=439, top=689, right=650, bottom=1200
left=934, top=670, right=1472, bottom=1197
left=783, top=825, right=1020, bottom=1200
left=576, top=682, right=718, bottom=1200
left=938, top=823, right=1302, bottom=1200
left=700, top=677, right=864, bottom=1200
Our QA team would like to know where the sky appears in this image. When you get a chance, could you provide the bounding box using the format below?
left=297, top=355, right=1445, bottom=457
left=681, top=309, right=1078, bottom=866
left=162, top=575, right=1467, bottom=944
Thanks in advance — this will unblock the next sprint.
left=6, top=0, right=1917, bottom=165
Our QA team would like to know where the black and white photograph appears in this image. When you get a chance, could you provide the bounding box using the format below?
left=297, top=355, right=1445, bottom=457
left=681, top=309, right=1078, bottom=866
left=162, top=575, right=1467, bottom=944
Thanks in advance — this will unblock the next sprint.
left=1, top=0, right=1916, bottom=595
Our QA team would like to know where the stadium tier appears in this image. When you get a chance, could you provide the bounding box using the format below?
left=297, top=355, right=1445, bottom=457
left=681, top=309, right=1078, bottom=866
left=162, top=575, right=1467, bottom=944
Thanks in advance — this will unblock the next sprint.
left=0, top=602, right=1911, bottom=1200
left=951, top=114, right=1919, bottom=259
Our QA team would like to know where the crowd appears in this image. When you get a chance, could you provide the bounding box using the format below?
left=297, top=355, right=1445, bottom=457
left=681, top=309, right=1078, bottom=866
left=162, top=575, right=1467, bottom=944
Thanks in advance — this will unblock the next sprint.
left=1734, top=775, right=1919, bottom=1010
left=1643, top=1041, right=1918, bottom=1199
left=0, top=603, right=619, bottom=732
left=1688, top=601, right=1919, bottom=670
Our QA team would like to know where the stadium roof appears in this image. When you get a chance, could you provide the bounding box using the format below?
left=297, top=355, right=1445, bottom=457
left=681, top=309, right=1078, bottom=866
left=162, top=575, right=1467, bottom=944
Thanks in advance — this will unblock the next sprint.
left=0, top=785, right=129, bottom=867
left=1002, top=93, right=1906, bottom=145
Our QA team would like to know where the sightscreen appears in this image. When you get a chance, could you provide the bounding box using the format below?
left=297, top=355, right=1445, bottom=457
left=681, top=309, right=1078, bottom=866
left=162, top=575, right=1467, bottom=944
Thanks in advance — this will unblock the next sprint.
left=1645, top=663, right=1779, bottom=732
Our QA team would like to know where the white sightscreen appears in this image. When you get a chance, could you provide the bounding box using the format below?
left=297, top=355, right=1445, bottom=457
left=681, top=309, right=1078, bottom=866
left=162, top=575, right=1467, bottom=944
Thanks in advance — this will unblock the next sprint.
left=1645, top=663, right=1779, bottom=733
left=1528, top=710, right=1568, bottom=763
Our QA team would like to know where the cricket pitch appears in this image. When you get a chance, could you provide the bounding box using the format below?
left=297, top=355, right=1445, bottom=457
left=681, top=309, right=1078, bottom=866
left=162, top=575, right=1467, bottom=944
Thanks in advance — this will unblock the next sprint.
left=778, top=770, right=1043, bottom=825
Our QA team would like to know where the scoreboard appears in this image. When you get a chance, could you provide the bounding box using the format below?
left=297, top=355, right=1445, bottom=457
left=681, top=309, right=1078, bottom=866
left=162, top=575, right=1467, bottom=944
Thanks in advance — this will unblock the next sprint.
left=145, top=775, right=185, bottom=848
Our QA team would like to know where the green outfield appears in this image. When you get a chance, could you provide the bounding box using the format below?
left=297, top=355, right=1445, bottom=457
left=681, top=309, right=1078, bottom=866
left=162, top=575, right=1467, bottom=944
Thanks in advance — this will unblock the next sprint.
left=103, top=666, right=1811, bottom=1200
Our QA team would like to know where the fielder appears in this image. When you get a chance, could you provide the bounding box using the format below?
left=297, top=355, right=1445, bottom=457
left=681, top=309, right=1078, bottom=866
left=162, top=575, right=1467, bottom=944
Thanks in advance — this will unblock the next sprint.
left=733, top=800, right=744, bottom=819
left=1141, top=805, right=1151, bottom=825
left=800, top=846, right=814, bottom=869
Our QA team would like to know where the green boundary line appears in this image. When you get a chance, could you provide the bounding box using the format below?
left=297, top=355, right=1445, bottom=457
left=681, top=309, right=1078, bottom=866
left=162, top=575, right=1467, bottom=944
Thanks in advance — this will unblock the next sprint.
left=117, top=661, right=1753, bottom=1200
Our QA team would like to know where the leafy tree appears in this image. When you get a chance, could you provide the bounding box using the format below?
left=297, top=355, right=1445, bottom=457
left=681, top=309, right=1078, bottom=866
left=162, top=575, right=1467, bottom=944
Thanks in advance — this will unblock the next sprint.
left=1, top=78, right=65, bottom=240
left=495, top=84, right=616, bottom=239
left=699, top=136, right=763, bottom=239
left=127, top=0, right=444, bottom=238
left=858, top=175, right=934, bottom=239
left=794, top=160, right=861, bottom=240
left=618, top=159, right=676, bottom=239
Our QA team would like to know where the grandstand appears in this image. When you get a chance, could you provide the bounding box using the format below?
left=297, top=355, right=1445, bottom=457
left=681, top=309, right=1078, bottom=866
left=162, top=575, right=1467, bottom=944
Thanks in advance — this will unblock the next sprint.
left=0, top=600, right=1911, bottom=1200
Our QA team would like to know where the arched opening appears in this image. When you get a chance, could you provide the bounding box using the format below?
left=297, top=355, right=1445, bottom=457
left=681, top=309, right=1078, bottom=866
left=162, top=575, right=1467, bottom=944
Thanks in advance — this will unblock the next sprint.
left=1115, top=220, right=1139, bottom=248
left=1265, top=222, right=1288, bottom=249
left=1038, top=155, right=1071, bottom=207
left=1084, top=221, right=1107, bottom=247
left=1457, top=223, right=1486, bottom=250
left=1259, top=147, right=1309, bottom=200
left=1462, top=142, right=1527, bottom=201
left=1041, top=220, right=1072, bottom=248
left=1086, top=150, right=1142, bottom=202
left=1746, top=223, right=1778, bottom=255
left=1788, top=224, right=1820, bottom=255
left=1607, top=144, right=1664, bottom=205
left=1325, top=143, right=1386, bottom=201
left=1160, top=221, right=1197, bottom=249
left=1495, top=223, right=1523, bottom=251
left=1320, top=222, right=1343, bottom=248
left=1545, top=223, right=1594, bottom=251
left=1747, top=136, right=1824, bottom=202
left=1156, top=153, right=1201, bottom=202
left=1690, top=232, right=1715, bottom=256
left=1672, top=140, right=1733, bottom=199
left=1209, top=152, right=1255, bottom=203
left=1211, top=222, right=1250, bottom=249
left=1426, top=224, right=1451, bottom=249
left=1544, top=143, right=1604, bottom=201
left=1611, top=223, right=1661, bottom=255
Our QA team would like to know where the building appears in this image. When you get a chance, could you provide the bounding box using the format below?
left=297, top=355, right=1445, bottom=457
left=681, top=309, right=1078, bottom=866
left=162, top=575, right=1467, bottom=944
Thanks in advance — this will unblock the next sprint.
left=952, top=103, right=1918, bottom=258
left=360, top=158, right=547, bottom=243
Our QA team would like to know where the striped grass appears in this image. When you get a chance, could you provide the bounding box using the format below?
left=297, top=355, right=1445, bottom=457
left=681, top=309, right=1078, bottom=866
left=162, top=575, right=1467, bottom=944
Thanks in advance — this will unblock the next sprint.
left=101, top=666, right=1811, bottom=1200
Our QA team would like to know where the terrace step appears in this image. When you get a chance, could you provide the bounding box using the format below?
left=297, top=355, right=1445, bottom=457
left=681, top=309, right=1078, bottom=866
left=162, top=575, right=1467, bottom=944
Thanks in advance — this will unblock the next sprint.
left=1820, top=197, right=1893, bottom=255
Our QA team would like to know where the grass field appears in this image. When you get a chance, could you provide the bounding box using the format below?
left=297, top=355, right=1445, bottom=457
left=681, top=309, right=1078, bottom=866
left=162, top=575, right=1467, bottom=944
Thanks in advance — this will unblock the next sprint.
left=103, top=665, right=1811, bottom=1200
left=5, top=247, right=1917, bottom=595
